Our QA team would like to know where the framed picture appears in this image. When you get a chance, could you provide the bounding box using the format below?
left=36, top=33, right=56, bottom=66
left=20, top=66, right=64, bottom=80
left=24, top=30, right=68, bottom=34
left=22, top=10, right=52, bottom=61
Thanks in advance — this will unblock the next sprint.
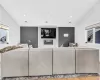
left=0, top=25, right=9, bottom=44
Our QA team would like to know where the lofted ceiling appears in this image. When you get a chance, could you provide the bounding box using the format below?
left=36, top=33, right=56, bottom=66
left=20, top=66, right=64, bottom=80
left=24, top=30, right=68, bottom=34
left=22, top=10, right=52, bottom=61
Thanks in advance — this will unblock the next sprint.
left=0, top=0, right=99, bottom=26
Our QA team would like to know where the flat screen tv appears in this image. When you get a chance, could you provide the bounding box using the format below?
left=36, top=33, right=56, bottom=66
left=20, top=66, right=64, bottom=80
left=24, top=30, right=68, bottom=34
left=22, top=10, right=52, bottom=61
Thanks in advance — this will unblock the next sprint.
left=41, top=28, right=56, bottom=38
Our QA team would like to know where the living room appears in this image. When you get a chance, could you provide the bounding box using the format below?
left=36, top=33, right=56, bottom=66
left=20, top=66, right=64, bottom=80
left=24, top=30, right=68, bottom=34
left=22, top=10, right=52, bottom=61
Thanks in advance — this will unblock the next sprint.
left=0, top=0, right=100, bottom=80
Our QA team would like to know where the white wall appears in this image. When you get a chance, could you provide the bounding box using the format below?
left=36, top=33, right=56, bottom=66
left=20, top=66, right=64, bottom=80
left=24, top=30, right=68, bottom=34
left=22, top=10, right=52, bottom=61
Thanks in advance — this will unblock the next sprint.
left=0, top=6, right=1, bottom=22
left=75, top=1, right=100, bottom=45
left=75, top=1, right=100, bottom=61
left=0, top=5, right=20, bottom=48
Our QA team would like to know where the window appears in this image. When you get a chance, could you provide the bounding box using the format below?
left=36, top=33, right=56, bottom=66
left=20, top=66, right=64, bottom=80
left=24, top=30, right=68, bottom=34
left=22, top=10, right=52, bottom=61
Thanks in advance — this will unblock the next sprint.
left=95, top=27, right=100, bottom=44
left=87, top=29, right=93, bottom=43
left=86, top=23, right=100, bottom=44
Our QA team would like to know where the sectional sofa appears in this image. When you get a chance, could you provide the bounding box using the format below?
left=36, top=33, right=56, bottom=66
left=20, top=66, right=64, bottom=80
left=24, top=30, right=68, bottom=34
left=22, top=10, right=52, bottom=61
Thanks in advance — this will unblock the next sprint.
left=1, top=47, right=99, bottom=78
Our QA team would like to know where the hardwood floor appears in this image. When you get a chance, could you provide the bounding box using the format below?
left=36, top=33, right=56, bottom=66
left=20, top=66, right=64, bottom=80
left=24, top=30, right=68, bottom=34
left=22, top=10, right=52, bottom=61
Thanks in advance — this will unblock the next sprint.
left=47, top=76, right=99, bottom=80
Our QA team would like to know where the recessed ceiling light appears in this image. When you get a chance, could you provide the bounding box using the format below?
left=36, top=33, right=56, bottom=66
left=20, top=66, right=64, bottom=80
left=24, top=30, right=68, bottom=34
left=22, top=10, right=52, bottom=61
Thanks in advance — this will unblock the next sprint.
left=45, top=21, right=48, bottom=23
left=24, top=14, right=26, bottom=16
left=70, top=16, right=72, bottom=18
left=25, top=21, right=28, bottom=23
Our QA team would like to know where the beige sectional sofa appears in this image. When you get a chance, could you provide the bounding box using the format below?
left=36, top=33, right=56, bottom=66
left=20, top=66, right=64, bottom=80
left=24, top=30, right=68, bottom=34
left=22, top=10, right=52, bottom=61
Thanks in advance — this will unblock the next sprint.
left=1, top=47, right=99, bottom=78
left=53, top=47, right=75, bottom=74
left=29, top=48, right=52, bottom=76
left=75, top=48, right=99, bottom=73
left=1, top=48, right=29, bottom=77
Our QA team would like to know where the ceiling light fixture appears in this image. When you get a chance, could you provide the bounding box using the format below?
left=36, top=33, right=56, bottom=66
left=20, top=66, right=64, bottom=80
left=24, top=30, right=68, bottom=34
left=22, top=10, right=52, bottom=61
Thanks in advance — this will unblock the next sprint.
left=24, top=14, right=26, bottom=16
left=70, top=16, right=72, bottom=18
left=45, top=21, right=48, bottom=23
left=25, top=21, right=28, bottom=23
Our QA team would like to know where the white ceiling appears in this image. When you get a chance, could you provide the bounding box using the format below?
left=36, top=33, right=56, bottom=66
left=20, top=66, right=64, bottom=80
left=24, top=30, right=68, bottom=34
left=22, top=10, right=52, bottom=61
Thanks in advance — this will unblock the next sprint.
left=0, top=0, right=99, bottom=26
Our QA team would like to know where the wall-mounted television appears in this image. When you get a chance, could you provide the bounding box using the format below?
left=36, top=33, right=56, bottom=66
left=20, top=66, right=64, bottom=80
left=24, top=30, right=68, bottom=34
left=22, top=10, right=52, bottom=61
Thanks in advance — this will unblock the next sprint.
left=41, top=28, right=56, bottom=38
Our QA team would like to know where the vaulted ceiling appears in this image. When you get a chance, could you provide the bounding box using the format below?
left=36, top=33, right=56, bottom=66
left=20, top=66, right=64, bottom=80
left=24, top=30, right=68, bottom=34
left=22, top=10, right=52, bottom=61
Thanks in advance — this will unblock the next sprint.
left=0, top=0, right=99, bottom=26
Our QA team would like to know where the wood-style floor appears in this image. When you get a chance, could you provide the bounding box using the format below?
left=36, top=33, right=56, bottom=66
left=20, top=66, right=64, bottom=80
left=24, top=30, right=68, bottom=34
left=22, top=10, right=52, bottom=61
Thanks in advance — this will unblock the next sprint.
left=47, top=76, right=99, bottom=80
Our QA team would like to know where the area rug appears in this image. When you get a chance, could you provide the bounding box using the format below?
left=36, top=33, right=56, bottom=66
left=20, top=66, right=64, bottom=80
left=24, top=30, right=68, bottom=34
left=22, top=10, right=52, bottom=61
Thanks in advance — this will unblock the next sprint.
left=2, top=74, right=99, bottom=80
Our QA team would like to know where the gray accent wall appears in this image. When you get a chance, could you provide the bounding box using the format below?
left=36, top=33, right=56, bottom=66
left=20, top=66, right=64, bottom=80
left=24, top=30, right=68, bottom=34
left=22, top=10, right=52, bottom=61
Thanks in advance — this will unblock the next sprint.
left=58, top=27, right=75, bottom=47
left=20, top=27, right=74, bottom=48
left=20, top=27, right=38, bottom=48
